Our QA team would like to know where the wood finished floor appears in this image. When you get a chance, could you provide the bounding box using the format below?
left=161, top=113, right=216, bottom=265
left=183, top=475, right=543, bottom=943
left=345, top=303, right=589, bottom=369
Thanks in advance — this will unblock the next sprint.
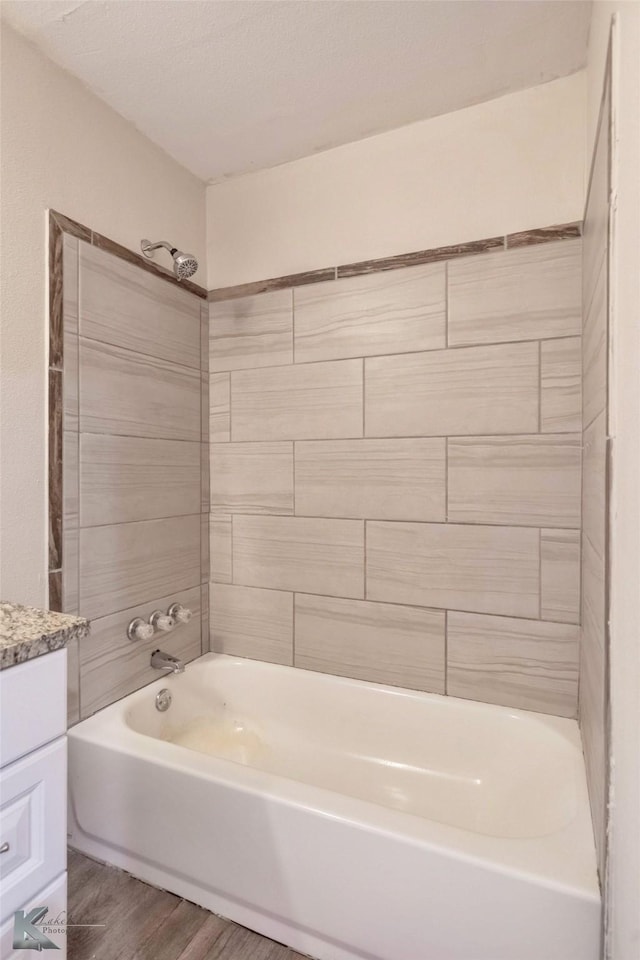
left=68, top=850, right=309, bottom=960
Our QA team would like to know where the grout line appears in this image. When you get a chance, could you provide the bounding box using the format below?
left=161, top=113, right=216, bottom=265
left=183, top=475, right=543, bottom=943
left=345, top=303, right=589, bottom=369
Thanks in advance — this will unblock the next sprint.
left=212, top=430, right=582, bottom=446
left=207, top=511, right=579, bottom=530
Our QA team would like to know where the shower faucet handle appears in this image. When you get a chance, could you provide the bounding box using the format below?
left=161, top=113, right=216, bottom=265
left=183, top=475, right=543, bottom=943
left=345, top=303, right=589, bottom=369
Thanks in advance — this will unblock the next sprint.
left=127, top=618, right=154, bottom=642
left=150, top=610, right=175, bottom=632
left=168, top=603, right=192, bottom=624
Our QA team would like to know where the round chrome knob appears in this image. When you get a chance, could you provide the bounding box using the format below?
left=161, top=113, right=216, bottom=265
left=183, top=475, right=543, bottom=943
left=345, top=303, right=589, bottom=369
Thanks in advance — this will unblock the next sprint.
left=127, top=618, right=154, bottom=642
left=168, top=603, right=192, bottom=624
left=150, top=611, right=175, bottom=632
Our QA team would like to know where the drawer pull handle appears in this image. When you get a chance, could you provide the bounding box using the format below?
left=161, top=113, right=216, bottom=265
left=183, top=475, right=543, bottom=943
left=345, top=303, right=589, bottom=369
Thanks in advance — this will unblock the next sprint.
left=0, top=841, right=9, bottom=854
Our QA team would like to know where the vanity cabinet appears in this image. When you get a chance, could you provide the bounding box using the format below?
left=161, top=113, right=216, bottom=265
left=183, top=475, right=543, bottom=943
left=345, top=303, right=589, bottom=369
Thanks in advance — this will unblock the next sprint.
left=0, top=650, right=68, bottom=958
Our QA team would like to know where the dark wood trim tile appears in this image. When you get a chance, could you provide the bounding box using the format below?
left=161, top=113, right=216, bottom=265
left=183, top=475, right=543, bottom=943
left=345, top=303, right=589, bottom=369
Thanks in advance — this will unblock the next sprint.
left=48, top=570, right=62, bottom=613
left=48, top=368, right=62, bottom=574
left=206, top=221, right=583, bottom=303
left=92, top=231, right=208, bottom=299
left=506, top=222, right=583, bottom=248
left=207, top=267, right=336, bottom=303
left=50, top=210, right=92, bottom=243
left=49, top=217, right=64, bottom=369
left=336, top=236, right=505, bottom=278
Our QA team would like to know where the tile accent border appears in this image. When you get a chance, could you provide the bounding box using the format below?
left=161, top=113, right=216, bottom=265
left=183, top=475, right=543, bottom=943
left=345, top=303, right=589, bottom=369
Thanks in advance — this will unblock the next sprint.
left=207, top=221, right=582, bottom=302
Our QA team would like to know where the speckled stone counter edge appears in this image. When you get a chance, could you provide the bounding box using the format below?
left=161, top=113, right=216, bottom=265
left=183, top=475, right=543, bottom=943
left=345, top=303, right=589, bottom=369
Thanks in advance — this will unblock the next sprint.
left=0, top=602, right=90, bottom=670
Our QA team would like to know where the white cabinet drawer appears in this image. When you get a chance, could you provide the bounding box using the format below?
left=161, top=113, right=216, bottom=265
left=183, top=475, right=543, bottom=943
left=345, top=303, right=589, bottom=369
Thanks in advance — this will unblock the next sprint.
left=0, top=738, right=66, bottom=924
left=0, top=871, right=67, bottom=958
left=0, top=650, right=67, bottom=768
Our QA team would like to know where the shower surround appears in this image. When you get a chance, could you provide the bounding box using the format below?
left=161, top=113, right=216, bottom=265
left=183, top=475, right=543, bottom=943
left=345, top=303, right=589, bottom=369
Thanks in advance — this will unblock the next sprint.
left=208, top=227, right=583, bottom=720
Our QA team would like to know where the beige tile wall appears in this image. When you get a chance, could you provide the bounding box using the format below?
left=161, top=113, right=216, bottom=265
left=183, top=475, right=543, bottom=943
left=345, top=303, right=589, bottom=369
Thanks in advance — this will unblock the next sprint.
left=62, top=240, right=208, bottom=721
left=580, top=67, right=611, bottom=880
left=209, top=241, right=582, bottom=717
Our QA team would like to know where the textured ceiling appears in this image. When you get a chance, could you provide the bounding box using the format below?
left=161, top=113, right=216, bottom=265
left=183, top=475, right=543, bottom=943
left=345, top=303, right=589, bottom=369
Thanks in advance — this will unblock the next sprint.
left=2, top=0, right=591, bottom=183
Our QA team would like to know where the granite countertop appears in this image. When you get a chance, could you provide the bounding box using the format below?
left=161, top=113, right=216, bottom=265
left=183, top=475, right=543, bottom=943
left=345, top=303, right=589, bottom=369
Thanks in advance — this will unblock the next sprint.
left=0, top=602, right=89, bottom=670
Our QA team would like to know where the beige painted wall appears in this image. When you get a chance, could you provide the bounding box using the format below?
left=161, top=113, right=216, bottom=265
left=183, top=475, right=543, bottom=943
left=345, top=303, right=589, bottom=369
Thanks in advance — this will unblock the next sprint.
left=587, top=5, right=640, bottom=959
left=206, top=73, right=586, bottom=287
left=0, top=23, right=206, bottom=607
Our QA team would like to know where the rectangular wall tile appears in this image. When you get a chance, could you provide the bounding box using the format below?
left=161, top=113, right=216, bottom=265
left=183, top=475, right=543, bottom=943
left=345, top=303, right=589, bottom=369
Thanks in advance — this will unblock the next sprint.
left=80, top=514, right=201, bottom=619
left=541, top=337, right=582, bottom=433
left=201, top=440, right=210, bottom=513
left=66, top=635, right=80, bottom=727
left=79, top=434, right=201, bottom=526
left=583, top=254, right=607, bottom=429
left=232, top=358, right=363, bottom=441
left=210, top=372, right=230, bottom=442
left=200, top=302, right=209, bottom=375
left=448, top=435, right=581, bottom=528
left=580, top=534, right=607, bottom=864
left=233, top=516, right=364, bottom=598
left=62, top=527, right=79, bottom=615
left=64, top=430, right=79, bottom=528
left=210, top=516, right=232, bottom=584
left=294, top=262, right=445, bottom=363
left=201, top=371, right=209, bottom=442
left=295, top=594, right=445, bottom=693
left=448, top=239, right=581, bottom=346
left=80, top=586, right=202, bottom=717
left=447, top=612, right=579, bottom=717
left=211, top=442, right=293, bottom=515
left=80, top=339, right=201, bottom=441
left=367, top=521, right=539, bottom=617
left=79, top=241, right=201, bottom=368
left=583, top=410, right=607, bottom=558
left=540, top=529, right=581, bottom=624
left=210, top=289, right=293, bottom=372
left=583, top=76, right=610, bottom=313
left=295, top=438, right=445, bottom=521
left=201, top=514, right=209, bottom=583
left=365, top=342, right=538, bottom=437
left=210, top=583, right=293, bottom=664
left=201, top=583, right=209, bottom=653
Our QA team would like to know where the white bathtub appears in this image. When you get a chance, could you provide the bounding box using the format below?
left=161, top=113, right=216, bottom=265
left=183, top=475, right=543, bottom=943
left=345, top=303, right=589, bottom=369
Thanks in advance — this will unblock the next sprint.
left=68, top=653, right=600, bottom=960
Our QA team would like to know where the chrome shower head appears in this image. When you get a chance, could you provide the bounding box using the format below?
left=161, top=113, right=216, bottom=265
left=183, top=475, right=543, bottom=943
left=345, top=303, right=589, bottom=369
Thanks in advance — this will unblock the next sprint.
left=141, top=239, right=198, bottom=281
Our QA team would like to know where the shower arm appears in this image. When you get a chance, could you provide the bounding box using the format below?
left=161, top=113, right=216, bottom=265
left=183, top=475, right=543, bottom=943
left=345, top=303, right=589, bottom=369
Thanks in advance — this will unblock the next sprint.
left=141, top=239, right=177, bottom=258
